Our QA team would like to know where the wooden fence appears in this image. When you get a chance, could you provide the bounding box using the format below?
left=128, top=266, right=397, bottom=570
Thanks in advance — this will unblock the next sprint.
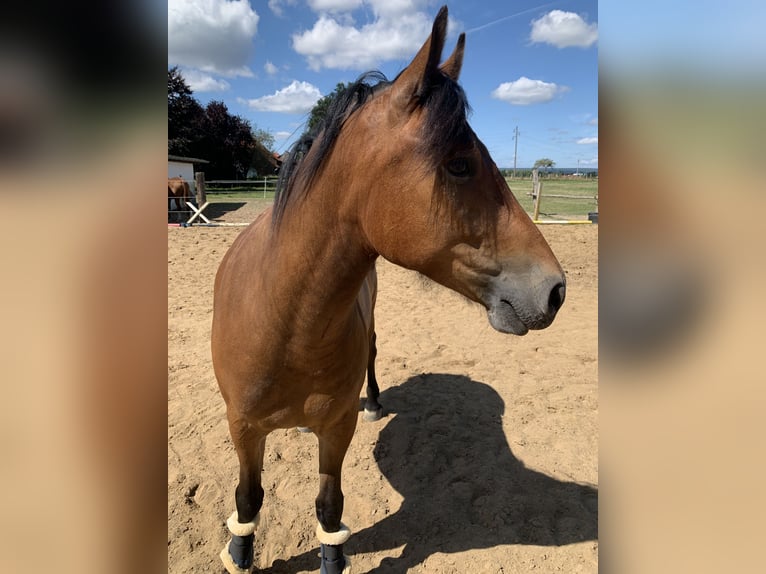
left=205, top=177, right=279, bottom=198
left=527, top=168, right=598, bottom=222
left=170, top=171, right=597, bottom=227
left=167, top=173, right=282, bottom=227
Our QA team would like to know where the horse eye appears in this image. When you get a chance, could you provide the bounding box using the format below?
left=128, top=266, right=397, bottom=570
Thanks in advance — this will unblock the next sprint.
left=447, top=158, right=470, bottom=177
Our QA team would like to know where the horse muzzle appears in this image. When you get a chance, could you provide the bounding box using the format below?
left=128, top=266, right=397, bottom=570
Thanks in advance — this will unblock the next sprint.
left=484, top=271, right=566, bottom=335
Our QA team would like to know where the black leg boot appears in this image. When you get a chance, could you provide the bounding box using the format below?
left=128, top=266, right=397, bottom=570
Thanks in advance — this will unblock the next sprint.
left=220, top=511, right=259, bottom=573
left=316, top=522, right=352, bottom=574
left=320, top=543, right=349, bottom=574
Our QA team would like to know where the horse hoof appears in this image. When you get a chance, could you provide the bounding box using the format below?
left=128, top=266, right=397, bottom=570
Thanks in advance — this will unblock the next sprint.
left=362, top=407, right=383, bottom=422
left=220, top=544, right=252, bottom=574
left=296, top=426, right=312, bottom=433
left=320, top=554, right=351, bottom=574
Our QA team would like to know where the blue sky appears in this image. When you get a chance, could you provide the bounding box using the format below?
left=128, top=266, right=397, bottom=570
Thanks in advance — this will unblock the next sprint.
left=599, top=0, right=766, bottom=73
left=168, top=0, right=597, bottom=169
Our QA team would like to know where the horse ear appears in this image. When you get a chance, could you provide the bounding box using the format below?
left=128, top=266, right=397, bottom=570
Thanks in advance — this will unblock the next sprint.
left=390, top=5, right=449, bottom=114
left=440, top=33, right=465, bottom=81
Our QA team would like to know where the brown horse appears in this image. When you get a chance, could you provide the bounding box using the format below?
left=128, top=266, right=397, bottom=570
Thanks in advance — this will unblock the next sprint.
left=211, top=7, right=566, bottom=573
left=167, top=176, right=190, bottom=223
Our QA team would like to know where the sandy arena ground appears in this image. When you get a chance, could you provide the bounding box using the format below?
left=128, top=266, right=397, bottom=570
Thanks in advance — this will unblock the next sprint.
left=168, top=205, right=598, bottom=573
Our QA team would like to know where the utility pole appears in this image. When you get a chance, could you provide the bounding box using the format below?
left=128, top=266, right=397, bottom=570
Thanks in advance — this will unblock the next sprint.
left=513, top=126, right=519, bottom=178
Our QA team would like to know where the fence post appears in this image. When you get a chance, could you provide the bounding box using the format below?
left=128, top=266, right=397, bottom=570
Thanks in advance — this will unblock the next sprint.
left=195, top=172, right=206, bottom=206
left=533, top=180, right=543, bottom=220
left=532, top=168, right=542, bottom=220
left=263, top=178, right=266, bottom=199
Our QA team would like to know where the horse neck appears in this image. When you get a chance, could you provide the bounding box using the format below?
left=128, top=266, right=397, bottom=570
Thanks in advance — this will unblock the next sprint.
left=265, top=172, right=375, bottom=338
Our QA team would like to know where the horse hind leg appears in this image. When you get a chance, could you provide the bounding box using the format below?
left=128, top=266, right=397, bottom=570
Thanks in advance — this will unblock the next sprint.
left=182, top=194, right=191, bottom=224
left=315, top=415, right=356, bottom=574
left=362, top=331, right=383, bottom=422
left=220, top=422, right=266, bottom=574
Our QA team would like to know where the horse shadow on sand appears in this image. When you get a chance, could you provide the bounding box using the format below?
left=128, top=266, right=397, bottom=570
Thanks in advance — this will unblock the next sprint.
left=262, top=373, right=597, bottom=573
left=204, top=201, right=247, bottom=221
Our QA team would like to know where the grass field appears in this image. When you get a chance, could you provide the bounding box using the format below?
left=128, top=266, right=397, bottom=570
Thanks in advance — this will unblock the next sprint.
left=205, top=176, right=598, bottom=221
left=206, top=180, right=278, bottom=201
left=506, top=176, right=598, bottom=220
left=208, top=190, right=278, bottom=201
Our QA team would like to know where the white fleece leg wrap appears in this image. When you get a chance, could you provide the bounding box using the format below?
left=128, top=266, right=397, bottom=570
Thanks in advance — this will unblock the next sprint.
left=316, top=522, right=352, bottom=546
left=220, top=511, right=259, bottom=573
left=226, top=511, right=260, bottom=537
left=220, top=544, right=251, bottom=574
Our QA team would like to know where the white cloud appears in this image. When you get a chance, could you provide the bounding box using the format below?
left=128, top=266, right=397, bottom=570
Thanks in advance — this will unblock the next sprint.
left=168, top=0, right=259, bottom=77
left=588, top=117, right=598, bottom=126
left=181, top=69, right=231, bottom=92
left=530, top=10, right=598, bottom=48
left=580, top=156, right=598, bottom=165
left=577, top=136, right=598, bottom=144
left=264, top=61, right=278, bottom=75
left=308, top=0, right=363, bottom=12
left=239, top=81, right=322, bottom=114
left=274, top=131, right=293, bottom=141
left=293, top=1, right=446, bottom=70
left=367, top=0, right=426, bottom=17
left=269, top=0, right=297, bottom=17
left=491, top=77, right=569, bottom=106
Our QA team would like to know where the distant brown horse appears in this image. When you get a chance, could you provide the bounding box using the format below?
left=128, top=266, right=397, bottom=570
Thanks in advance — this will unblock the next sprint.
left=211, top=7, right=566, bottom=573
left=167, top=176, right=190, bottom=223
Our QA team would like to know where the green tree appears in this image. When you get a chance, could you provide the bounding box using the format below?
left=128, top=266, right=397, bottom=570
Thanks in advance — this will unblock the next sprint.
left=247, top=128, right=277, bottom=177
left=168, top=67, right=275, bottom=178
left=533, top=158, right=556, bottom=177
left=193, top=100, right=255, bottom=180
left=249, top=140, right=279, bottom=178
left=252, top=128, right=275, bottom=152
left=168, top=67, right=204, bottom=156
left=306, top=82, right=350, bottom=135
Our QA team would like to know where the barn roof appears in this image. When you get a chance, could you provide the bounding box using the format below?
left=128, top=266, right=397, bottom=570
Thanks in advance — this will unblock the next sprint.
left=168, top=154, right=209, bottom=164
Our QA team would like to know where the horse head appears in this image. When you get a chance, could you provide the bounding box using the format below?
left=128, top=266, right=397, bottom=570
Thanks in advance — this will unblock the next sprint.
left=352, top=7, right=566, bottom=335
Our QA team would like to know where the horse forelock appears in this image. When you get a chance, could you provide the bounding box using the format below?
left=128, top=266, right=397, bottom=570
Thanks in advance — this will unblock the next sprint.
left=418, top=72, right=472, bottom=164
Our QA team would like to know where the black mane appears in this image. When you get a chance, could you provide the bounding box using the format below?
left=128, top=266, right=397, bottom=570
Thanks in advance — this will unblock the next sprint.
left=272, top=68, right=470, bottom=228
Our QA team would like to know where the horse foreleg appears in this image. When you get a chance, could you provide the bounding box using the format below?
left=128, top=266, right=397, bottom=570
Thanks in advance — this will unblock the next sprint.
left=220, top=421, right=266, bottom=574
left=362, top=331, right=383, bottom=422
left=315, top=413, right=356, bottom=574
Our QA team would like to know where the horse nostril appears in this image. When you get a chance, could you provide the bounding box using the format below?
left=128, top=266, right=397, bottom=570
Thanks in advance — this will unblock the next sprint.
left=548, top=281, right=566, bottom=314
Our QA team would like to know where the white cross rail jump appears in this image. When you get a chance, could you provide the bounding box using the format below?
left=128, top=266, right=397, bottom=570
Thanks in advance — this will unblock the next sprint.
left=185, top=201, right=211, bottom=224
